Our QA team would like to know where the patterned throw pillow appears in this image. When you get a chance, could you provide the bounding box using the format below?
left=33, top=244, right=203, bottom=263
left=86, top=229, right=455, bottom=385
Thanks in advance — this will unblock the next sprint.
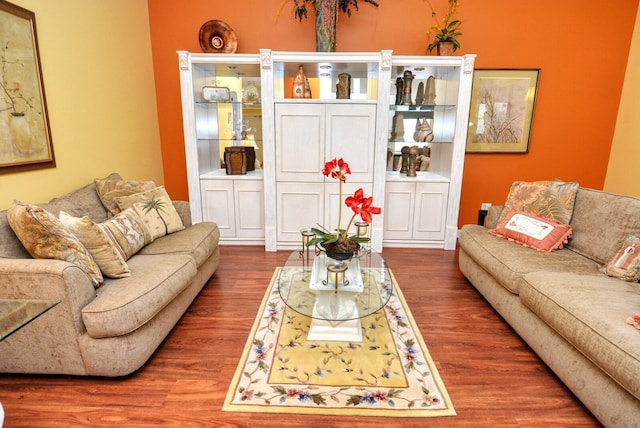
left=498, top=180, right=579, bottom=225
left=7, top=201, right=103, bottom=287
left=115, top=186, right=184, bottom=240
left=59, top=211, right=131, bottom=278
left=601, top=234, right=640, bottom=282
left=99, top=207, right=150, bottom=258
left=95, top=176, right=156, bottom=217
left=490, top=208, right=573, bottom=252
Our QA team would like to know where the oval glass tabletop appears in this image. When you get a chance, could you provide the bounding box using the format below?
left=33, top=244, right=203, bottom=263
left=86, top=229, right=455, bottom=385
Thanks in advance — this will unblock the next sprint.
left=277, top=250, right=393, bottom=322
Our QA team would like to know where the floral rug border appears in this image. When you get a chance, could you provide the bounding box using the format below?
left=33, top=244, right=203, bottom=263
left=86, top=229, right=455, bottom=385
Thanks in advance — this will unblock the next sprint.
left=223, top=268, right=456, bottom=418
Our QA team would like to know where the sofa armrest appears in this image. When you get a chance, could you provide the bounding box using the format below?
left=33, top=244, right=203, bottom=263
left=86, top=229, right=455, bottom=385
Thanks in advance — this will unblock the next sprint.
left=486, top=205, right=505, bottom=229
left=172, top=200, right=192, bottom=227
left=0, top=258, right=96, bottom=333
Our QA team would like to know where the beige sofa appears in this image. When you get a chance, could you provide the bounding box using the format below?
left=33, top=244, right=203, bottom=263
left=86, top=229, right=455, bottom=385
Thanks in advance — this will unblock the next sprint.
left=458, top=186, right=640, bottom=427
left=0, top=174, right=220, bottom=377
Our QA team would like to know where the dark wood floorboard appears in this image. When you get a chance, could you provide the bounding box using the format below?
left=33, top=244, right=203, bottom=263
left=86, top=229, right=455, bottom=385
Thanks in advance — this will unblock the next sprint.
left=0, top=247, right=601, bottom=427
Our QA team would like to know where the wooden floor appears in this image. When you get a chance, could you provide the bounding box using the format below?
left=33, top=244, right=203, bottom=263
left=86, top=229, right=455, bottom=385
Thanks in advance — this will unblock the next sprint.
left=0, top=247, right=601, bottom=427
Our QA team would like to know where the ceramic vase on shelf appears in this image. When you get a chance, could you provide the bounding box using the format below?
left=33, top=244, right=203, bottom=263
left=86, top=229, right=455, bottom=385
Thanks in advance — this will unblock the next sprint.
left=293, top=65, right=312, bottom=98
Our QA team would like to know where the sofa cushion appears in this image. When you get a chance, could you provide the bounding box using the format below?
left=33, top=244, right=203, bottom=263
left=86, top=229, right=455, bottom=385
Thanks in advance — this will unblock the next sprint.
left=99, top=207, right=151, bottom=256
left=7, top=201, right=103, bottom=287
left=44, top=174, right=115, bottom=223
left=139, top=222, right=219, bottom=268
left=519, top=271, right=640, bottom=400
left=568, top=188, right=640, bottom=265
left=81, top=254, right=196, bottom=338
left=490, top=208, right=573, bottom=252
left=459, top=224, right=599, bottom=295
left=115, top=186, right=185, bottom=241
left=600, top=234, right=640, bottom=282
left=94, top=174, right=156, bottom=217
left=498, top=180, right=579, bottom=225
left=59, top=211, right=131, bottom=278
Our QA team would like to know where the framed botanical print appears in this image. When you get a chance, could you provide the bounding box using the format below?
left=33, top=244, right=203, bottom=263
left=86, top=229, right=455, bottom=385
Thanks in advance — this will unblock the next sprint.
left=466, top=69, right=540, bottom=153
left=0, top=0, right=55, bottom=174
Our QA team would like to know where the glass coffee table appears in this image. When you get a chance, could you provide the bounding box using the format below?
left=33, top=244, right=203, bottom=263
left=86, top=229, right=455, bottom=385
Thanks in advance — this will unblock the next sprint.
left=0, top=299, right=59, bottom=342
left=277, top=249, right=392, bottom=342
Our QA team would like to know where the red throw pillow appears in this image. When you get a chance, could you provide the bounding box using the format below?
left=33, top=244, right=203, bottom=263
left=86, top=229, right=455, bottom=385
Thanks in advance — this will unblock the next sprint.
left=490, top=208, right=573, bottom=252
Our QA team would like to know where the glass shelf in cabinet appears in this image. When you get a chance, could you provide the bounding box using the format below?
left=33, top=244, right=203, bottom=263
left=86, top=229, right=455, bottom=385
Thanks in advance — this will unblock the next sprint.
left=195, top=100, right=261, bottom=107
left=390, top=104, right=456, bottom=112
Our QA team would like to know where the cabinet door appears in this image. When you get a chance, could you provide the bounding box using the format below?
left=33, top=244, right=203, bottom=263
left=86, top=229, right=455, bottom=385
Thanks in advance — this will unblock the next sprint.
left=201, top=179, right=235, bottom=237
left=276, top=182, right=324, bottom=243
left=234, top=180, right=265, bottom=238
left=326, top=103, right=376, bottom=183
left=383, top=181, right=415, bottom=240
left=275, top=103, right=325, bottom=182
left=413, top=182, right=449, bottom=240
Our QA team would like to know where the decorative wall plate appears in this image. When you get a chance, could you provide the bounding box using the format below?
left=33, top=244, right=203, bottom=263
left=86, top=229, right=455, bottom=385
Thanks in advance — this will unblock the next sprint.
left=198, top=19, right=237, bottom=53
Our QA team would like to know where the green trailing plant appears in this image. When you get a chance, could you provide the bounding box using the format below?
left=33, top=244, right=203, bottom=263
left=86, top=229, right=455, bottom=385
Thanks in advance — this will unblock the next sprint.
left=426, top=0, right=462, bottom=52
left=277, top=0, right=380, bottom=22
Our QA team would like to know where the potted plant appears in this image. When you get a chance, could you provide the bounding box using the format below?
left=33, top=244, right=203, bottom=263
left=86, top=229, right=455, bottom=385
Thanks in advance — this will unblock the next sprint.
left=277, top=0, right=380, bottom=52
left=306, top=158, right=381, bottom=259
left=426, top=0, right=462, bottom=55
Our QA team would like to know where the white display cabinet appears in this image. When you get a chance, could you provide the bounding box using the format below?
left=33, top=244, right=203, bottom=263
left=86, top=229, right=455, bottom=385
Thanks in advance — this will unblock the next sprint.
left=383, top=55, right=476, bottom=249
left=178, top=50, right=475, bottom=250
left=177, top=51, right=265, bottom=245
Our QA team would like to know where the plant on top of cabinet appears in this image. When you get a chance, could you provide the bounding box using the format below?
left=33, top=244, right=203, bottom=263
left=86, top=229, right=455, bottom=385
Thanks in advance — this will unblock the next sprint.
left=276, top=0, right=380, bottom=52
left=426, top=0, right=463, bottom=55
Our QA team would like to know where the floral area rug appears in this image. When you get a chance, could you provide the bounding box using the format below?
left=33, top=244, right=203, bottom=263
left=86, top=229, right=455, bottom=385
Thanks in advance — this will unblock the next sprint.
left=223, top=268, right=455, bottom=418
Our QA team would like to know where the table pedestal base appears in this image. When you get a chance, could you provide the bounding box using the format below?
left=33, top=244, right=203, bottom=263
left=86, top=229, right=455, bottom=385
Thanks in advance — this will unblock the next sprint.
left=308, top=318, right=362, bottom=342
left=307, top=291, right=362, bottom=342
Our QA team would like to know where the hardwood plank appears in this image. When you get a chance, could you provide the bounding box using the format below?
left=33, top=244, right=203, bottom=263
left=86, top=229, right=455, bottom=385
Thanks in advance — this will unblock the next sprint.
left=0, top=247, right=601, bottom=427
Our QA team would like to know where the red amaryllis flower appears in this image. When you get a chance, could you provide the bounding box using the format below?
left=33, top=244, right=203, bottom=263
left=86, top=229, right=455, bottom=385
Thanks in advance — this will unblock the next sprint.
left=345, top=188, right=381, bottom=223
left=322, top=158, right=350, bottom=182
left=345, top=188, right=366, bottom=210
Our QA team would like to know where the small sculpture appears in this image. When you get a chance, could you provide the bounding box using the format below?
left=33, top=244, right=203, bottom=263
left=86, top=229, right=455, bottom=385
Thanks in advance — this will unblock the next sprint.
left=407, top=146, right=419, bottom=177
left=400, top=146, right=410, bottom=173
left=415, top=82, right=424, bottom=106
left=394, top=77, right=403, bottom=105
left=424, top=76, right=436, bottom=105
left=390, top=113, right=405, bottom=142
left=401, top=70, right=414, bottom=105
left=413, top=118, right=434, bottom=142
left=336, top=73, right=351, bottom=99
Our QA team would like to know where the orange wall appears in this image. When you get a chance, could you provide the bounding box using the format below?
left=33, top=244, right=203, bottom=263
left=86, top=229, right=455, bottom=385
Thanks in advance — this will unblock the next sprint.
left=148, top=0, right=638, bottom=227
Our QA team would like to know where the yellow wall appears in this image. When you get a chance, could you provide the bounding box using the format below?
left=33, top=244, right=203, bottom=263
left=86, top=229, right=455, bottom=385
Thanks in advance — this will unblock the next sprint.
left=0, top=0, right=163, bottom=209
left=605, top=6, right=640, bottom=196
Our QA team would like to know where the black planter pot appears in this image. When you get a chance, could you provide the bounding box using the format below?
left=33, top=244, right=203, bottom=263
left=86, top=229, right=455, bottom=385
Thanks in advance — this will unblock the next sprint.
left=322, top=241, right=359, bottom=261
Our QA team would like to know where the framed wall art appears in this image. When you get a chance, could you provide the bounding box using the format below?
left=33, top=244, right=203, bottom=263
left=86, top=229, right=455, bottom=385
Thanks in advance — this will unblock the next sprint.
left=465, top=69, right=540, bottom=154
left=0, top=0, right=55, bottom=174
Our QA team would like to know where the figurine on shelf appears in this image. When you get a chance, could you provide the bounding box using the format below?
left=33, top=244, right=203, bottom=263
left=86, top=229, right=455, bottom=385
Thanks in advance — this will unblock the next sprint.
left=336, top=73, right=351, bottom=99
left=413, top=118, right=434, bottom=142
left=407, top=146, right=419, bottom=177
left=400, top=145, right=410, bottom=173
left=424, top=76, right=436, bottom=105
left=415, top=81, right=424, bottom=106
left=390, top=113, right=405, bottom=142
left=401, top=70, right=414, bottom=105
left=394, top=77, right=403, bottom=105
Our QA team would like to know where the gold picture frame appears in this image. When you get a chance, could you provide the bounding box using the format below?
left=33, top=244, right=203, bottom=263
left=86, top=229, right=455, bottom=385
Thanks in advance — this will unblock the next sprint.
left=466, top=69, right=540, bottom=154
left=0, top=0, right=55, bottom=174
